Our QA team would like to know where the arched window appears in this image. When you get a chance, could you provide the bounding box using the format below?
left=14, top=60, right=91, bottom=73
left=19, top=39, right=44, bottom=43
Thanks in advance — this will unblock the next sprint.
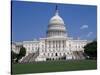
left=55, top=53, right=57, bottom=56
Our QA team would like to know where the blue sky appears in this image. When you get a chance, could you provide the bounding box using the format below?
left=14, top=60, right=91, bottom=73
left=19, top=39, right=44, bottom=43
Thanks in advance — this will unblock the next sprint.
left=12, top=1, right=97, bottom=41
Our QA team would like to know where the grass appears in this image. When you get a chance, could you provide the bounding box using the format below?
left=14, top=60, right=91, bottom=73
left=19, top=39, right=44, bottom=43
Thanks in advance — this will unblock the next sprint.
left=12, top=60, right=97, bottom=74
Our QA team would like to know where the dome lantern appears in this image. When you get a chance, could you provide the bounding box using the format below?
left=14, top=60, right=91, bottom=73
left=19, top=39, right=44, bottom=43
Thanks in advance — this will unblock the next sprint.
left=55, top=5, right=59, bottom=16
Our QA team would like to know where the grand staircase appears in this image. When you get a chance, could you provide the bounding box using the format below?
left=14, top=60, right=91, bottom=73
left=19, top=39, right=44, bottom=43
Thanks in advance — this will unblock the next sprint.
left=20, top=50, right=39, bottom=63
left=29, top=50, right=39, bottom=62
left=72, top=51, right=85, bottom=60
left=20, top=50, right=85, bottom=63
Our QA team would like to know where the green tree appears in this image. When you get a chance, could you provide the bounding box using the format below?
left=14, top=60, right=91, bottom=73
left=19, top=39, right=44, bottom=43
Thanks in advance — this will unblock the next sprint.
left=84, top=40, right=97, bottom=59
left=11, top=51, right=18, bottom=63
left=16, top=46, right=26, bottom=63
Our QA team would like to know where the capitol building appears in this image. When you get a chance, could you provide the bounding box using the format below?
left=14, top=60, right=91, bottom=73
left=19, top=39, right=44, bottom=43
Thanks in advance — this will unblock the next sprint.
left=12, top=6, right=91, bottom=63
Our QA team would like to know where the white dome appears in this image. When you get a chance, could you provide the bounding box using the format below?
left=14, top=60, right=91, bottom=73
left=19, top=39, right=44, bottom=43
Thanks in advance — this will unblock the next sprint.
left=46, top=6, right=67, bottom=37
left=49, top=14, right=64, bottom=25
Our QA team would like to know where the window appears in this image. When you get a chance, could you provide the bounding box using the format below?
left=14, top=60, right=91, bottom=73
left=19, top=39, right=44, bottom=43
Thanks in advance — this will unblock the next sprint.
left=59, top=41, right=60, bottom=48
left=51, top=53, right=53, bottom=56
left=60, top=53, right=61, bottom=56
left=48, top=53, right=49, bottom=56
left=69, top=44, right=71, bottom=47
left=55, top=53, right=57, bottom=56
left=63, top=53, right=66, bottom=56
left=44, top=53, right=45, bottom=56
left=42, top=45, right=44, bottom=48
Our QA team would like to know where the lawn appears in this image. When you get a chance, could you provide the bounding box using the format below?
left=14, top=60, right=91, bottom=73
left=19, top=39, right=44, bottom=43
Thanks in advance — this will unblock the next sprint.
left=12, top=60, right=97, bottom=74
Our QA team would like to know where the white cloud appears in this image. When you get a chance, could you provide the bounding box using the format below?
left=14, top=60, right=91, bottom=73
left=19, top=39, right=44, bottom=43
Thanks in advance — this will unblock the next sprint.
left=80, top=25, right=88, bottom=29
left=87, top=32, right=93, bottom=37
